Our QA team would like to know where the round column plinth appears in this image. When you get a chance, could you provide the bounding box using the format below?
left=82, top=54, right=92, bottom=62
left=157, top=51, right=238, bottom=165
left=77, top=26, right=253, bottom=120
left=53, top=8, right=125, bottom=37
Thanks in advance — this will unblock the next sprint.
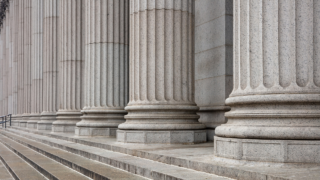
left=117, top=130, right=206, bottom=144
left=38, top=112, right=57, bottom=130
left=53, top=111, right=81, bottom=132
left=27, top=114, right=41, bottom=129
left=75, top=127, right=117, bottom=137
left=20, top=114, right=31, bottom=128
left=215, top=94, right=320, bottom=140
left=10, top=115, right=19, bottom=127
left=119, top=105, right=205, bottom=130
left=214, top=136, right=320, bottom=164
left=76, top=109, right=126, bottom=136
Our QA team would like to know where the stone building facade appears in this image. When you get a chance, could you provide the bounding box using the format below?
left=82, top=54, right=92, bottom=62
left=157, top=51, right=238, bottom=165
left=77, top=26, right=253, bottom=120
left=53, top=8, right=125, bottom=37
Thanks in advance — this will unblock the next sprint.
left=0, top=0, right=319, bottom=166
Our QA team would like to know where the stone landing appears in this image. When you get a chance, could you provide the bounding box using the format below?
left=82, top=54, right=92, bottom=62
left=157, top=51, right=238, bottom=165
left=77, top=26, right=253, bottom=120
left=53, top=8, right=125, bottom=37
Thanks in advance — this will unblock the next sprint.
left=5, top=126, right=320, bottom=180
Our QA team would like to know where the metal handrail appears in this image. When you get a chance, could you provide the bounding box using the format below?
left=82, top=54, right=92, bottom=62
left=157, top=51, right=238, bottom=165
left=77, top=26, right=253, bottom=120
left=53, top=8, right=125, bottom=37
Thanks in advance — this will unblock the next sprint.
left=0, top=114, right=11, bottom=128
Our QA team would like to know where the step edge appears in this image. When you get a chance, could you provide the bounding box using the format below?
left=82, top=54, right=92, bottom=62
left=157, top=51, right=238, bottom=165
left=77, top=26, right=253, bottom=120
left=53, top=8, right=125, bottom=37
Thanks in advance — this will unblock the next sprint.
left=1, top=130, right=230, bottom=180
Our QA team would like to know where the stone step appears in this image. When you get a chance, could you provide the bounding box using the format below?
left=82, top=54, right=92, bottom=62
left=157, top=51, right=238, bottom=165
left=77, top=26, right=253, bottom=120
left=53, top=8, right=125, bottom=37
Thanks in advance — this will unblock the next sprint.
left=0, top=131, right=149, bottom=180
left=0, top=141, right=46, bottom=180
left=0, top=135, right=91, bottom=180
left=0, top=158, right=14, bottom=180
left=0, top=129, right=230, bottom=180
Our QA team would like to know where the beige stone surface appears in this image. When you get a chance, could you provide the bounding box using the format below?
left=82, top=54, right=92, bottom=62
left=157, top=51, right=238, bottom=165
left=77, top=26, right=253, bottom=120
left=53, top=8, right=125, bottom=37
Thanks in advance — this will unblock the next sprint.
left=21, top=0, right=32, bottom=128
left=215, top=0, right=320, bottom=163
left=53, top=0, right=85, bottom=132
left=7, top=127, right=320, bottom=180
left=28, top=0, right=43, bottom=129
left=76, top=0, right=129, bottom=136
left=38, top=0, right=59, bottom=131
left=195, top=0, right=233, bottom=141
left=118, top=0, right=206, bottom=144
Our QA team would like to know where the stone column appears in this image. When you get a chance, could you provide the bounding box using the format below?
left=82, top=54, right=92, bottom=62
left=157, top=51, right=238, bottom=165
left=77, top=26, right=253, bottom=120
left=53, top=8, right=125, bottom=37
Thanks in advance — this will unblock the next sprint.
left=7, top=5, right=13, bottom=117
left=27, top=0, right=43, bottom=129
left=194, top=0, right=233, bottom=141
left=0, top=27, right=3, bottom=117
left=38, top=0, right=59, bottom=130
left=2, top=19, right=7, bottom=117
left=215, top=0, right=320, bottom=164
left=17, top=0, right=24, bottom=126
left=11, top=0, right=19, bottom=126
left=117, top=0, right=206, bottom=144
left=20, top=0, right=32, bottom=127
left=75, top=0, right=129, bottom=136
left=53, top=0, right=84, bottom=132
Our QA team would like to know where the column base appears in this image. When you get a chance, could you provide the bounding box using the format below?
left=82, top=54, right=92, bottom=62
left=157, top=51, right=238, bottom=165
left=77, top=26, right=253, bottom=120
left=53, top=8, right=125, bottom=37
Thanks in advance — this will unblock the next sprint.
left=27, top=121, right=38, bottom=129
left=20, top=114, right=31, bottom=128
left=19, top=121, right=28, bottom=128
left=214, top=136, right=320, bottom=164
left=52, top=122, right=77, bottom=132
left=38, top=112, right=57, bottom=130
left=27, top=114, right=41, bottom=129
left=53, top=111, right=81, bottom=132
left=10, top=115, right=19, bottom=127
left=75, top=127, right=117, bottom=136
left=117, top=130, right=207, bottom=144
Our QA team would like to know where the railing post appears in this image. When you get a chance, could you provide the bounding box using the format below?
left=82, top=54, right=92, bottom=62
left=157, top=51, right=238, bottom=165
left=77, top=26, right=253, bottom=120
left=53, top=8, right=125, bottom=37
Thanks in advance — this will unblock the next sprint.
left=5, top=116, right=6, bottom=128
left=9, top=114, right=11, bottom=126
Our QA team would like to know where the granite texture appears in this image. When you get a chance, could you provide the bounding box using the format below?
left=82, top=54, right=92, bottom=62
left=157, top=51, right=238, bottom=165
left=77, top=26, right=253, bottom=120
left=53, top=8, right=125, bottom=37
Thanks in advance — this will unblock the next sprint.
left=27, top=0, right=43, bottom=129
left=118, top=0, right=206, bottom=144
left=215, top=0, right=320, bottom=164
left=76, top=0, right=129, bottom=136
left=53, top=0, right=85, bottom=132
left=38, top=0, right=59, bottom=131
left=195, top=0, right=233, bottom=141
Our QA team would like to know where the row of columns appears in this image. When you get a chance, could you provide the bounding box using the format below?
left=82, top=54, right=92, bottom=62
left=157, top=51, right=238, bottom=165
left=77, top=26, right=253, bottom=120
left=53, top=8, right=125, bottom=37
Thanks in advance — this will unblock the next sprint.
left=0, top=0, right=206, bottom=144
left=0, top=0, right=319, bottom=164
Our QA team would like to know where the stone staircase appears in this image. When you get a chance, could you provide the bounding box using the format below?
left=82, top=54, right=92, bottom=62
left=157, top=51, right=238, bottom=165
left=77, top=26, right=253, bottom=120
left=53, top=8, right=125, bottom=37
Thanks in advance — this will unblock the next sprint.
left=0, top=127, right=230, bottom=180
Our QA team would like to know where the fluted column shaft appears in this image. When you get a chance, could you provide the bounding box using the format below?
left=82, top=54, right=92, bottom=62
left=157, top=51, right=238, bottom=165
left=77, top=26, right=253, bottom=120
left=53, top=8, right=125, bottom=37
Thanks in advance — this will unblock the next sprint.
left=27, top=0, right=43, bottom=129
left=17, top=0, right=24, bottom=124
left=7, top=5, right=13, bottom=116
left=39, top=0, right=59, bottom=130
left=3, top=19, right=7, bottom=117
left=53, top=0, right=84, bottom=132
left=117, top=0, right=206, bottom=144
left=20, top=0, right=32, bottom=127
left=11, top=0, right=19, bottom=125
left=0, top=27, right=3, bottom=117
left=75, top=0, right=129, bottom=136
left=215, top=0, right=320, bottom=163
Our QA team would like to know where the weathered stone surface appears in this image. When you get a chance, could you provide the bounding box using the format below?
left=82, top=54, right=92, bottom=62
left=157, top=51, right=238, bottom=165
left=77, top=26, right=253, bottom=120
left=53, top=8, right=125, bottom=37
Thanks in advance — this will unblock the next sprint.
left=53, top=0, right=85, bottom=133
left=27, top=0, right=43, bottom=129
left=21, top=0, right=32, bottom=128
left=76, top=0, right=129, bottom=136
left=6, top=127, right=320, bottom=180
left=195, top=0, right=233, bottom=141
left=118, top=0, right=206, bottom=144
left=215, top=0, right=320, bottom=163
left=38, top=0, right=59, bottom=131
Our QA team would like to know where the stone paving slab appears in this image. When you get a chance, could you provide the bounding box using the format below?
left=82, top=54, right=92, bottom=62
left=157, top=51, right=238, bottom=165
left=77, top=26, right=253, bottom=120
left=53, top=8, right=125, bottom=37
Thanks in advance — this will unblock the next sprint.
left=1, top=128, right=230, bottom=180
left=0, top=159, right=14, bottom=180
left=6, top=127, right=320, bottom=180
left=0, top=131, right=149, bottom=180
left=0, top=135, right=91, bottom=180
left=0, top=141, right=46, bottom=180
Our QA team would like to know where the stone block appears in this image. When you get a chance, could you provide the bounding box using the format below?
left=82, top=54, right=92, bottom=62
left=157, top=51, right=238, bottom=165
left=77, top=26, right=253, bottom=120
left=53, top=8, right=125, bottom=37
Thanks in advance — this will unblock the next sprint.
left=52, top=125, right=76, bottom=133
left=214, top=136, right=320, bottom=163
left=195, top=0, right=233, bottom=26
left=117, top=130, right=207, bottom=144
left=37, top=124, right=52, bottom=130
left=75, top=127, right=117, bottom=136
left=195, top=15, right=233, bottom=53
